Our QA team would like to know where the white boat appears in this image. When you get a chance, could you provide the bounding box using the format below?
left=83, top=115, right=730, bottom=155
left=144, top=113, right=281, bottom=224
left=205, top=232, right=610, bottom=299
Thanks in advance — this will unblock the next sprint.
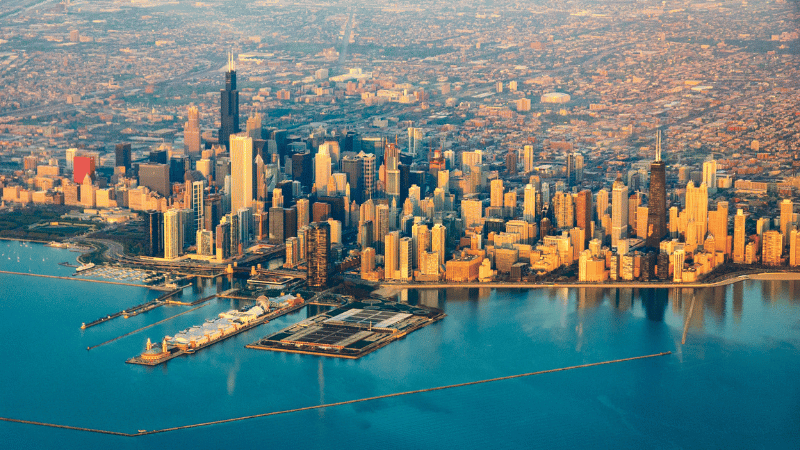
left=75, top=263, right=96, bottom=273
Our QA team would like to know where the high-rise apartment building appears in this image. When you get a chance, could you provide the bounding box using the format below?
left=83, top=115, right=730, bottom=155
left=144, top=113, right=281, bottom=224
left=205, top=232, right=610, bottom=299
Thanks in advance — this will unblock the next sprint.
left=707, top=201, right=729, bottom=254
left=307, top=221, right=331, bottom=287
left=523, top=184, right=537, bottom=223
left=685, top=181, right=709, bottom=239
left=432, top=224, right=447, bottom=266
left=523, top=145, right=535, bottom=173
left=780, top=199, right=794, bottom=243
left=384, top=231, right=400, bottom=280
left=163, top=210, right=182, bottom=259
left=575, top=190, right=592, bottom=245
left=490, top=179, right=504, bottom=207
left=733, top=209, right=746, bottom=263
left=762, top=230, right=782, bottom=266
left=399, top=237, right=413, bottom=281
left=703, top=159, right=717, bottom=194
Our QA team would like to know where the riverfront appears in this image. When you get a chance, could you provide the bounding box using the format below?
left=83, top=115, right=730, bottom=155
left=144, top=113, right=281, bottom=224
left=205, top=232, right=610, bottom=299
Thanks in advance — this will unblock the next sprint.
left=0, top=242, right=799, bottom=448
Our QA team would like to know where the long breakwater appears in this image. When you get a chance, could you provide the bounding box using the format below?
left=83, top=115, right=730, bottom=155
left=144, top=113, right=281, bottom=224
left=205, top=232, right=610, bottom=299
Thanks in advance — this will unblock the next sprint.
left=0, top=351, right=672, bottom=437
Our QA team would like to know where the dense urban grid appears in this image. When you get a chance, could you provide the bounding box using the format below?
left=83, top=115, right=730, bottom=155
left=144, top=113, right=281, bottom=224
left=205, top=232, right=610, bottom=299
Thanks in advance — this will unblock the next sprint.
left=1, top=0, right=799, bottom=286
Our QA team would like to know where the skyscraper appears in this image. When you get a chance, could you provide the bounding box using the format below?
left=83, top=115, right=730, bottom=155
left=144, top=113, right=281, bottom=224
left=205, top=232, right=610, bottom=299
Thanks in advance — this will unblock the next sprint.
left=566, top=152, right=583, bottom=187
left=341, top=155, right=363, bottom=204
left=314, top=144, right=332, bottom=196
left=762, top=230, right=782, bottom=266
left=385, top=142, right=401, bottom=200
left=646, top=130, right=667, bottom=248
left=184, top=106, right=201, bottom=156
left=219, top=53, right=239, bottom=149
left=432, top=224, right=447, bottom=266
left=780, top=199, right=794, bottom=242
left=384, top=231, right=400, bottom=280
left=575, top=190, right=592, bottom=246
left=115, top=143, right=131, bottom=172
left=296, top=198, right=310, bottom=230
left=685, top=181, right=709, bottom=239
left=703, top=159, right=717, bottom=194
left=399, top=237, right=413, bottom=280
left=707, top=201, right=728, bottom=254
left=146, top=210, right=164, bottom=258
left=523, top=145, right=535, bottom=173
left=191, top=180, right=205, bottom=233
left=163, top=209, right=182, bottom=259
left=230, top=135, right=254, bottom=214
left=490, top=179, right=504, bottom=207
left=611, top=176, right=628, bottom=248
left=733, top=209, right=746, bottom=263
left=523, top=184, right=536, bottom=223
left=506, top=151, right=518, bottom=176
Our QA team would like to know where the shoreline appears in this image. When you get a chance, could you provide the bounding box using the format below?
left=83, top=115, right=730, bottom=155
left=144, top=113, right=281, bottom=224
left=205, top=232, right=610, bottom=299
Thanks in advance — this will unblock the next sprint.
left=379, top=272, right=800, bottom=290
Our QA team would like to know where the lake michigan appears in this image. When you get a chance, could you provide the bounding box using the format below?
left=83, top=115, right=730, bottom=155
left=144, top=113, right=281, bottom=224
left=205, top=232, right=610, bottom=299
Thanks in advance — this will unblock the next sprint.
left=0, top=241, right=798, bottom=449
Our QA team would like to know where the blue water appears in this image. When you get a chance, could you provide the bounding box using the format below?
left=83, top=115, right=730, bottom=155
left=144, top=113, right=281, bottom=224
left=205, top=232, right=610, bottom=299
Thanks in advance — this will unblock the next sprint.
left=0, top=241, right=798, bottom=449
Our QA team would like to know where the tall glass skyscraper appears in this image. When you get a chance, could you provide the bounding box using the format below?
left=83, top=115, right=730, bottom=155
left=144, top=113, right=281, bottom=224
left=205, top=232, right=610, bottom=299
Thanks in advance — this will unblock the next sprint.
left=647, top=130, right=667, bottom=248
left=219, top=53, right=239, bottom=149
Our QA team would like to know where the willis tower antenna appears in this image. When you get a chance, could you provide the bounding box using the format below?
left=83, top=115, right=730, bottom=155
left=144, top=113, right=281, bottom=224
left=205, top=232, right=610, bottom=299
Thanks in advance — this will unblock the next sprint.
left=219, top=52, right=240, bottom=150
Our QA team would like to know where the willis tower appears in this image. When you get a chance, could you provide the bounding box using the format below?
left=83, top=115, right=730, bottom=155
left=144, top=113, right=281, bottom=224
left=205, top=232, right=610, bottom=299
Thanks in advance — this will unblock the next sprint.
left=646, top=130, right=667, bottom=248
left=219, top=53, right=239, bottom=149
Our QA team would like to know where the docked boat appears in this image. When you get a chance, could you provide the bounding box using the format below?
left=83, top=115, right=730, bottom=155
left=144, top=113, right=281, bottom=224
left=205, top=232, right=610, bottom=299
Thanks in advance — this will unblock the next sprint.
left=75, top=262, right=96, bottom=272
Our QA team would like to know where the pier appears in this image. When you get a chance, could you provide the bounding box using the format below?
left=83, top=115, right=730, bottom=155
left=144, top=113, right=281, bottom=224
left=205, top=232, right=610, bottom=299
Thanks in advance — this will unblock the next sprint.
left=126, top=302, right=307, bottom=366
left=87, top=304, right=210, bottom=351
left=0, top=351, right=672, bottom=437
left=81, top=287, right=186, bottom=330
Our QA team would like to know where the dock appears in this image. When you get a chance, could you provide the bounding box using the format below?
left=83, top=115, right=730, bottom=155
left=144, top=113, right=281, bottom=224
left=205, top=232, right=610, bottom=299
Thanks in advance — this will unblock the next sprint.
left=126, top=302, right=307, bottom=366
left=81, top=287, right=186, bottom=329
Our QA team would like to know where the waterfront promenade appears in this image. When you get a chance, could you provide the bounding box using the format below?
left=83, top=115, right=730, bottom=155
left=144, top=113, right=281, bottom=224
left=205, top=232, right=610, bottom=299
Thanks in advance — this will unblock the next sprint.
left=379, top=272, right=800, bottom=290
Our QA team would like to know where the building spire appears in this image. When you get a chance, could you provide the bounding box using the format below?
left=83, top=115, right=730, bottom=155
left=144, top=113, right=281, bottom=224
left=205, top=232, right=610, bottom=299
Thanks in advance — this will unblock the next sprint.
left=655, top=129, right=662, bottom=162
left=228, top=52, right=235, bottom=72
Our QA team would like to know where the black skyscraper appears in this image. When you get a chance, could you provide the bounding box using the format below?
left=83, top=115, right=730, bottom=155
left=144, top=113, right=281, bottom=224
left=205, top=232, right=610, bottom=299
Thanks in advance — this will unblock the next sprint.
left=292, top=151, right=313, bottom=190
left=146, top=210, right=163, bottom=257
left=115, top=143, right=131, bottom=172
left=219, top=54, right=240, bottom=149
left=647, top=131, right=667, bottom=248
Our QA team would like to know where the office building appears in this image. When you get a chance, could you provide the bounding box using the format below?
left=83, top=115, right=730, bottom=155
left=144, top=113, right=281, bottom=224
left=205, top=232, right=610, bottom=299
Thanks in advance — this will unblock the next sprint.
left=184, top=106, right=201, bottom=155
left=146, top=210, right=163, bottom=258
left=646, top=131, right=667, bottom=248
left=115, top=143, right=131, bottom=172
left=611, top=176, right=628, bottom=247
left=230, top=135, right=254, bottom=214
left=219, top=53, right=240, bottom=149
